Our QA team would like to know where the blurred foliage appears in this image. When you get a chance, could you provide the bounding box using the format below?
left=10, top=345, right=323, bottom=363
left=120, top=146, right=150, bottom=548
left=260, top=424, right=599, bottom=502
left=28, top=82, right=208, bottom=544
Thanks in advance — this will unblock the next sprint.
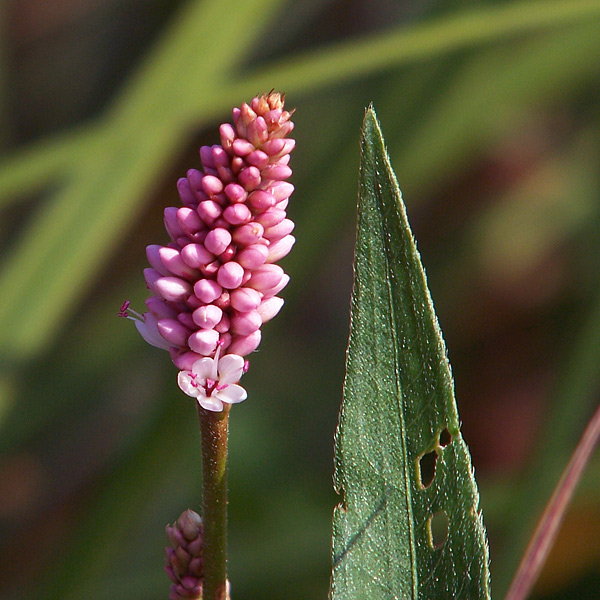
left=0, top=1, right=599, bottom=599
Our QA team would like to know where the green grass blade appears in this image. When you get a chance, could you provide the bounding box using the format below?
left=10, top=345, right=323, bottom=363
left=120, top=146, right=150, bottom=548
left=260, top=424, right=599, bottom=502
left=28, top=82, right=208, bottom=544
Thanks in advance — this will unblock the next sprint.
left=330, top=107, right=491, bottom=599
left=231, top=0, right=600, bottom=99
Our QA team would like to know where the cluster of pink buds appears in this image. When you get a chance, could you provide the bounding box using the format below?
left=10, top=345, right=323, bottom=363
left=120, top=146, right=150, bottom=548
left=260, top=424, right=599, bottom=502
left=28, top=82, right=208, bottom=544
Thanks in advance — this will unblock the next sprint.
left=165, top=509, right=204, bottom=599
left=121, top=92, right=294, bottom=411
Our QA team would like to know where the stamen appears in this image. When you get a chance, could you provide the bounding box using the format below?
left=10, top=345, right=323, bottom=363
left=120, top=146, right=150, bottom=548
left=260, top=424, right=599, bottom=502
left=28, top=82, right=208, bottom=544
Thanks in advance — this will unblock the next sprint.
left=118, top=300, right=131, bottom=317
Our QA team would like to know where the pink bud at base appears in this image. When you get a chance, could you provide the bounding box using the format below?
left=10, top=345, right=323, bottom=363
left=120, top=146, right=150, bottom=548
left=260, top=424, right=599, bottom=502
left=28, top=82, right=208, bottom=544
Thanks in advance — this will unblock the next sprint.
left=171, top=349, right=204, bottom=370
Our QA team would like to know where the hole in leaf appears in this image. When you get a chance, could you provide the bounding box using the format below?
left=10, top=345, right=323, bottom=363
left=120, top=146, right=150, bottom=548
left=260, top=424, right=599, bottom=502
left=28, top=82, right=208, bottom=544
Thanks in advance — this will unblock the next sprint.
left=428, top=510, right=449, bottom=550
left=418, top=450, right=437, bottom=489
left=439, top=428, right=452, bottom=448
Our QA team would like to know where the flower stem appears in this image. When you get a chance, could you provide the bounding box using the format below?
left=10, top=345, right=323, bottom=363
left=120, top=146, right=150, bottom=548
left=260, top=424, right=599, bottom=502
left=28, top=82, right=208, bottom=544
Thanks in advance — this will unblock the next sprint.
left=198, top=404, right=230, bottom=600
left=504, top=402, right=600, bottom=600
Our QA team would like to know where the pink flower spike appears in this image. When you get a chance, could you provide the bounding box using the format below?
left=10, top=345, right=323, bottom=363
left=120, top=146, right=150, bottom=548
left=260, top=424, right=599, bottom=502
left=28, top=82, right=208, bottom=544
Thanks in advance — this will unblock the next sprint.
left=219, top=123, right=236, bottom=150
left=232, top=138, right=255, bottom=157
left=247, top=190, right=276, bottom=210
left=245, top=150, right=269, bottom=169
left=164, top=207, right=184, bottom=241
left=262, top=273, right=290, bottom=298
left=145, top=296, right=178, bottom=319
left=261, top=163, right=292, bottom=181
left=144, top=268, right=162, bottom=293
left=177, top=207, right=204, bottom=234
left=125, top=92, right=295, bottom=391
left=255, top=208, right=286, bottom=228
left=171, top=349, right=204, bottom=370
left=268, top=181, right=294, bottom=202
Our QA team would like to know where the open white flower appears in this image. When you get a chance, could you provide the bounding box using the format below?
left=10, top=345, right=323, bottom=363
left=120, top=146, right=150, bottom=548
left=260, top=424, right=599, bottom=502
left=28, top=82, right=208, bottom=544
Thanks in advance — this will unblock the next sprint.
left=177, top=345, right=247, bottom=412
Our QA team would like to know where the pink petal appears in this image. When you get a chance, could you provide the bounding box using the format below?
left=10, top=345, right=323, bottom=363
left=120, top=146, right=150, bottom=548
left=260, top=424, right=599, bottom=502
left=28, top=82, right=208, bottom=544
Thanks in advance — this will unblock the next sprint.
left=134, top=313, right=172, bottom=350
left=191, top=357, right=217, bottom=380
left=217, top=354, right=245, bottom=383
left=216, top=383, right=247, bottom=405
left=198, top=395, right=224, bottom=412
left=177, top=371, right=200, bottom=398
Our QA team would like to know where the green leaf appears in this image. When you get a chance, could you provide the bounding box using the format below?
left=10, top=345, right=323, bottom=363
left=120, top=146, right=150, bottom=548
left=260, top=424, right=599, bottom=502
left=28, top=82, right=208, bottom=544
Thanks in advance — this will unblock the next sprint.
left=330, top=107, right=491, bottom=600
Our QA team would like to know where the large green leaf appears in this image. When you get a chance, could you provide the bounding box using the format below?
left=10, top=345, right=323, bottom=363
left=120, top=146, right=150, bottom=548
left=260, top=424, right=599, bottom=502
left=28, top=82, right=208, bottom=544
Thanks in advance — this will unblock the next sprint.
left=330, top=107, right=491, bottom=600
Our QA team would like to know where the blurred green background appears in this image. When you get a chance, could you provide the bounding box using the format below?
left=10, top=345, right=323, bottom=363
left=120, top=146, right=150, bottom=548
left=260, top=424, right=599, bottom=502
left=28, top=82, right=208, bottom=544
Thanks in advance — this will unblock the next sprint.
left=1, top=1, right=600, bottom=599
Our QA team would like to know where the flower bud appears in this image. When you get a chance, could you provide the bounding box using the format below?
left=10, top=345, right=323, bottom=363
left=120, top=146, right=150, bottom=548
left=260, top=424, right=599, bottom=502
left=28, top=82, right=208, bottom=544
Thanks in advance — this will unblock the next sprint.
left=230, top=287, right=262, bottom=312
left=257, top=296, right=284, bottom=323
left=204, top=228, right=232, bottom=255
left=231, top=310, right=262, bottom=335
left=157, top=319, right=191, bottom=347
left=217, top=261, right=244, bottom=289
left=192, top=305, right=223, bottom=329
left=165, top=509, right=204, bottom=600
left=193, top=279, right=222, bottom=303
left=188, top=329, right=219, bottom=355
